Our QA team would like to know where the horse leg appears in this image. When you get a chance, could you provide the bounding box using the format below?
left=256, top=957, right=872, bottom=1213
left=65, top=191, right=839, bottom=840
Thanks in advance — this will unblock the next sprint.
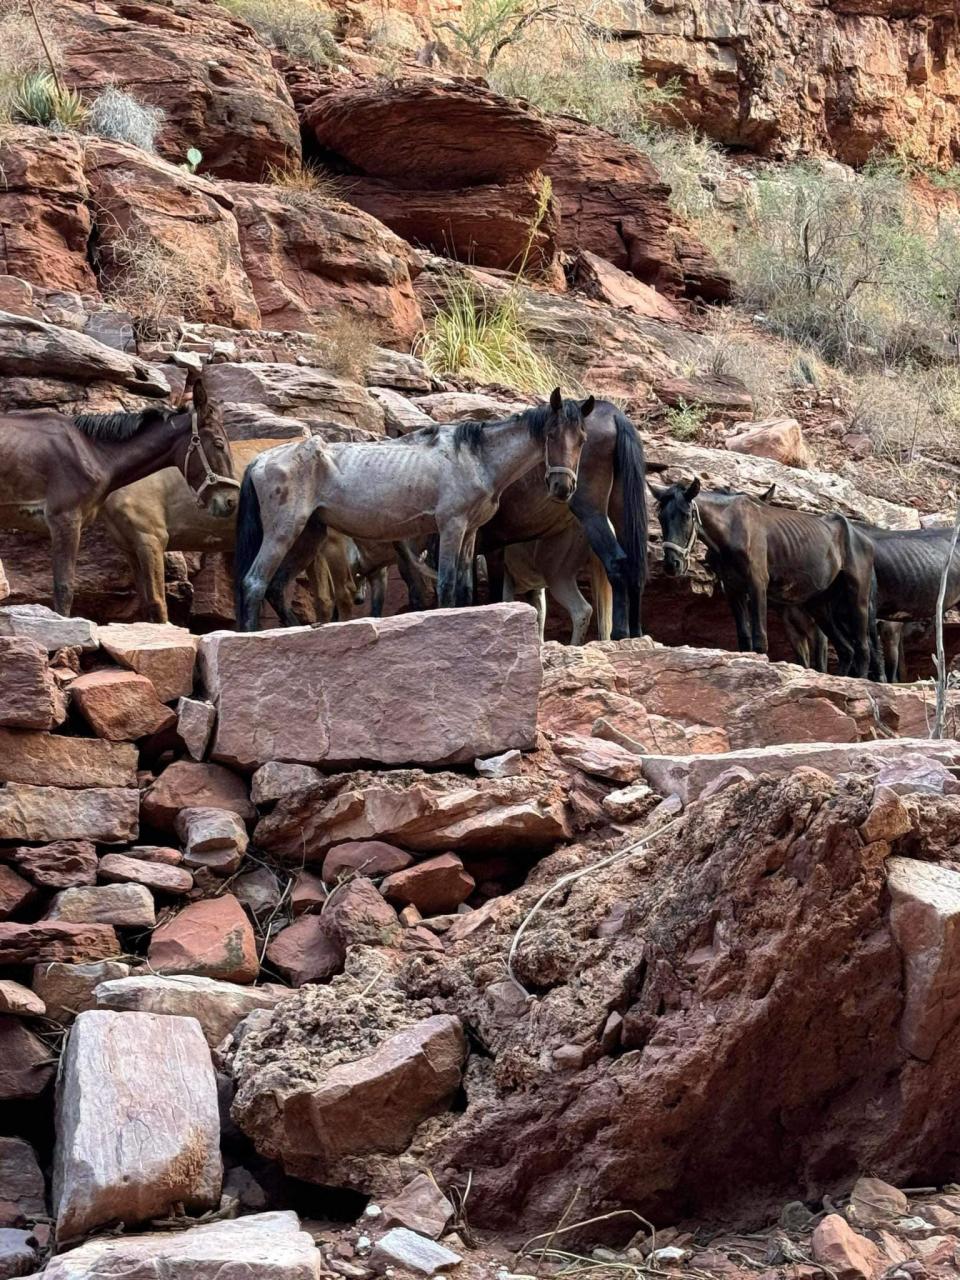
left=781, top=606, right=813, bottom=667
left=548, top=571, right=593, bottom=646
left=570, top=499, right=629, bottom=641
left=590, top=553, right=613, bottom=642
left=132, top=535, right=169, bottom=624
left=266, top=514, right=329, bottom=627
left=240, top=515, right=312, bottom=632
left=393, top=541, right=429, bottom=612
left=369, top=567, right=388, bottom=618
left=47, top=511, right=83, bottom=617
left=746, top=577, right=769, bottom=654
left=727, top=591, right=754, bottom=653
left=455, top=531, right=477, bottom=607
left=436, top=518, right=468, bottom=609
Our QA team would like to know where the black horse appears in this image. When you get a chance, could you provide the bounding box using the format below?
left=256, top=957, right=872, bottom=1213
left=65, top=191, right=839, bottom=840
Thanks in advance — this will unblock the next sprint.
left=652, top=479, right=876, bottom=678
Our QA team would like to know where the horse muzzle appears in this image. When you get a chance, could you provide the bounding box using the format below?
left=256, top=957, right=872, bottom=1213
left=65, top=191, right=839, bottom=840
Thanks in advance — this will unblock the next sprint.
left=545, top=466, right=578, bottom=503
left=205, top=490, right=239, bottom=519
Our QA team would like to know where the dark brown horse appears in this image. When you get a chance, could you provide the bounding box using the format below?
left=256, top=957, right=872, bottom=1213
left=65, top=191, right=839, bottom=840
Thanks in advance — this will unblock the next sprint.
left=652, top=479, right=876, bottom=677
left=0, top=405, right=238, bottom=615
left=479, top=400, right=647, bottom=639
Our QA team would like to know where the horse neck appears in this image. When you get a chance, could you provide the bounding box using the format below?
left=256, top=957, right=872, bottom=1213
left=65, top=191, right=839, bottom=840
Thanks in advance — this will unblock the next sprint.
left=480, top=417, right=543, bottom=492
left=94, top=417, right=190, bottom=494
left=693, top=493, right=729, bottom=551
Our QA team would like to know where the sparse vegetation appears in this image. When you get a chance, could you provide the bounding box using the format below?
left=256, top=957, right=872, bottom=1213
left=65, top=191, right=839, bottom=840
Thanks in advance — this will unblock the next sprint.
left=316, top=312, right=377, bottom=383
left=217, top=0, right=337, bottom=66
left=99, top=230, right=211, bottom=332
left=85, top=85, right=164, bottom=151
left=11, top=70, right=86, bottom=129
left=663, top=399, right=709, bottom=442
left=266, top=159, right=347, bottom=204
left=0, top=5, right=61, bottom=120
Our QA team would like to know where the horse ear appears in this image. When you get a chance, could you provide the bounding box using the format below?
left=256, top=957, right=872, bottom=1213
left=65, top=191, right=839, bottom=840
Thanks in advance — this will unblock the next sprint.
left=684, top=478, right=701, bottom=502
left=759, top=483, right=776, bottom=502
left=580, top=395, right=596, bottom=419
left=550, top=387, right=563, bottom=412
left=647, top=481, right=669, bottom=503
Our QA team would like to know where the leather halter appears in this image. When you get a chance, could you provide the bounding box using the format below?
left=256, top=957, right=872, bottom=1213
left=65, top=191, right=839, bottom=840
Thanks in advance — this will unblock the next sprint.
left=544, top=440, right=579, bottom=489
left=661, top=501, right=701, bottom=572
left=182, top=410, right=240, bottom=505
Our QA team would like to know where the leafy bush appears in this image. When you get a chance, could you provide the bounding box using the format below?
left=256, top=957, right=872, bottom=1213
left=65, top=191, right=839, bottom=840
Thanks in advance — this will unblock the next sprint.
left=11, top=71, right=86, bottom=129
left=217, top=0, right=337, bottom=65
left=662, top=399, right=709, bottom=442
left=85, top=85, right=164, bottom=151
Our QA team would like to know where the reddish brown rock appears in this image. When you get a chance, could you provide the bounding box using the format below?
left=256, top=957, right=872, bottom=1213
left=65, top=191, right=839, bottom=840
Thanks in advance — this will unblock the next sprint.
left=324, top=877, right=400, bottom=947
left=812, top=1215, right=883, bottom=1280
left=381, top=855, right=475, bottom=916
left=0, top=637, right=65, bottom=730
left=176, top=697, right=215, bottom=762
left=126, top=846, right=184, bottom=866
left=201, top=605, right=542, bottom=770
left=726, top=692, right=859, bottom=751
left=0, top=130, right=94, bottom=293
left=141, top=761, right=254, bottom=832
left=225, top=183, right=423, bottom=347
left=0, top=922, right=120, bottom=966
left=290, top=872, right=327, bottom=917
left=304, top=76, right=556, bottom=186
left=0, top=784, right=139, bottom=844
left=58, top=0, right=299, bottom=180
left=0, top=1138, right=45, bottom=1222
left=5, top=841, right=98, bottom=890
left=0, top=1019, right=53, bottom=1100
left=93, top=975, right=284, bottom=1049
left=726, top=419, right=811, bottom=469
left=887, top=857, right=960, bottom=1061
left=344, top=174, right=559, bottom=275
left=32, top=960, right=131, bottom=1026
left=0, top=980, right=45, bottom=1019
left=0, top=867, right=36, bottom=921
left=849, top=1176, right=909, bottom=1227
left=266, top=915, right=342, bottom=987
left=199, top=362, right=384, bottom=438
left=0, top=729, right=137, bottom=789
left=98, top=854, right=193, bottom=897
left=97, top=622, right=198, bottom=703
left=147, top=895, right=258, bottom=984
left=569, top=250, right=686, bottom=323
left=70, top=669, right=176, bottom=742
left=552, top=734, right=644, bottom=782
left=47, top=884, right=156, bottom=930
left=321, top=841, right=414, bottom=885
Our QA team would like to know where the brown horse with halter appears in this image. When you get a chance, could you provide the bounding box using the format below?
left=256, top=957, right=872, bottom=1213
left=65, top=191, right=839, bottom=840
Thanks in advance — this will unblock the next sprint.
left=0, top=401, right=239, bottom=615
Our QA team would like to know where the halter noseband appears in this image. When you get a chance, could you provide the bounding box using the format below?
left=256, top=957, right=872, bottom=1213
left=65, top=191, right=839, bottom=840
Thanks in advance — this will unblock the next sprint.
left=661, top=500, right=702, bottom=573
left=182, top=410, right=240, bottom=505
left=544, top=439, right=579, bottom=489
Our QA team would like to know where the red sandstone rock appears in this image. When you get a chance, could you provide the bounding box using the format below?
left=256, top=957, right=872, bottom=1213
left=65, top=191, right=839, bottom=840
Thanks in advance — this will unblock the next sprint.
left=812, top=1215, right=883, bottom=1280
left=325, top=877, right=400, bottom=947
left=887, top=857, right=960, bottom=1061
left=141, top=761, right=254, bottom=832
left=57, top=0, right=299, bottom=180
left=726, top=419, right=811, bottom=469
left=148, top=895, right=258, bottom=984
left=0, top=1019, right=53, bottom=1100
left=32, top=960, right=131, bottom=1026
left=97, top=622, right=198, bottom=703
left=94, top=974, right=284, bottom=1049
left=0, top=729, right=137, bottom=789
left=0, top=867, right=36, bottom=921
left=70, top=670, right=175, bottom=742
left=290, top=872, right=327, bottom=917
left=322, top=841, right=414, bottom=885
left=5, top=840, right=98, bottom=890
left=379, top=1174, right=455, bottom=1239
left=200, top=605, right=542, bottom=769
left=47, top=884, right=156, bottom=930
left=0, top=637, right=65, bottom=730
left=224, top=183, right=423, bottom=346
left=0, top=1137, right=45, bottom=1222
left=177, top=697, right=216, bottom=762
left=570, top=250, right=686, bottom=322
left=175, top=807, right=248, bottom=875
left=98, top=853, right=193, bottom=897
left=266, top=915, right=342, bottom=987
left=0, top=922, right=120, bottom=966
left=0, top=980, right=45, bottom=1019
left=381, top=855, right=475, bottom=916
left=200, top=362, right=384, bottom=438
left=0, top=785, right=139, bottom=844
left=304, top=76, right=556, bottom=186
left=553, top=734, right=645, bottom=782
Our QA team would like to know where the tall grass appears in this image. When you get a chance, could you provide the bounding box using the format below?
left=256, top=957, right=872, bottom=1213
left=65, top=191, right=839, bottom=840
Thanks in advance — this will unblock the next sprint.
left=216, top=0, right=337, bottom=65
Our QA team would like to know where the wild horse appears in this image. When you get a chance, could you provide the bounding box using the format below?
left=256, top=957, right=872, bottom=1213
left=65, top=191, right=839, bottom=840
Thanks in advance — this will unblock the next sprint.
left=0, top=405, right=238, bottom=615
left=479, top=400, right=647, bottom=640
left=234, top=389, right=592, bottom=632
left=652, top=479, right=876, bottom=678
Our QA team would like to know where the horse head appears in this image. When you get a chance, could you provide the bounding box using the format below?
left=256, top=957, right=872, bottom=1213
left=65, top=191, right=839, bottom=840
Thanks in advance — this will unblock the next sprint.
left=182, top=388, right=240, bottom=518
left=650, top=477, right=701, bottom=577
left=543, top=388, right=594, bottom=502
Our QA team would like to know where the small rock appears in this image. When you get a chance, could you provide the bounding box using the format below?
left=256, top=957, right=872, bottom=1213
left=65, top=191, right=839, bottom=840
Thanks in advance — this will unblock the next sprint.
left=0, top=866, right=36, bottom=921
left=70, top=669, right=176, bottom=741
left=148, top=894, right=258, bottom=983
left=142, top=761, right=254, bottom=831
left=177, top=697, right=216, bottom=761
left=812, top=1213, right=884, bottom=1280
left=601, top=780, right=654, bottom=821
left=97, top=853, right=193, bottom=896
left=370, top=1228, right=462, bottom=1276
left=32, top=960, right=131, bottom=1024
left=474, top=750, right=522, bottom=778
left=5, top=840, right=97, bottom=890
left=291, top=871, right=327, bottom=916
left=0, top=1136, right=45, bottom=1223
left=0, top=604, right=98, bottom=651
left=380, top=854, right=474, bottom=915
left=125, top=845, right=183, bottom=865
left=860, top=788, right=913, bottom=843
left=47, top=883, right=156, bottom=930
left=849, top=1176, right=909, bottom=1225
left=322, top=841, right=413, bottom=885
left=380, top=1175, right=455, bottom=1240
left=266, top=915, right=342, bottom=986
left=233, top=866, right=282, bottom=917
left=0, top=636, right=65, bottom=731
left=554, top=734, right=643, bottom=782
left=175, top=807, right=248, bottom=875
left=0, top=1018, right=54, bottom=1099
left=250, top=761, right=323, bottom=806
left=0, top=981, right=45, bottom=1019
left=98, top=621, right=199, bottom=702
left=0, top=1225, right=38, bottom=1276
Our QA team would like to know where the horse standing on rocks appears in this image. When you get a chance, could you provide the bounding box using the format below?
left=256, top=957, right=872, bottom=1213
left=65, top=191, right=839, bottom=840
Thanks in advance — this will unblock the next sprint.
left=234, top=389, right=592, bottom=632
left=652, top=478, right=876, bottom=678
left=0, top=405, right=239, bottom=616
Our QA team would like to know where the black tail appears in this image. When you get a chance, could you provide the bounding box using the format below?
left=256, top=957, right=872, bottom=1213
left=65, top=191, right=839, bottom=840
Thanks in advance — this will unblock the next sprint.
left=233, top=464, right=263, bottom=628
left=613, top=410, right=648, bottom=636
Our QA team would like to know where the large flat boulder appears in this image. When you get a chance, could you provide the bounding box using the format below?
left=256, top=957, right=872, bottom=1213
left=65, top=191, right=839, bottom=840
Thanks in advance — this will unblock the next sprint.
left=95, top=974, right=285, bottom=1048
left=40, top=1211, right=322, bottom=1280
left=0, top=783, right=138, bottom=843
left=200, top=363, right=385, bottom=439
left=53, top=1010, right=222, bottom=1243
left=0, top=311, right=169, bottom=395
left=255, top=768, right=569, bottom=861
left=224, top=183, right=424, bottom=347
left=0, top=730, right=137, bottom=789
left=200, top=604, right=542, bottom=770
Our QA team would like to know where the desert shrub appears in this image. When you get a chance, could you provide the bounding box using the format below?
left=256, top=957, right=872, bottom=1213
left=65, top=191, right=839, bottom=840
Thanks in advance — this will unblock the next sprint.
left=634, top=125, right=729, bottom=221
left=847, top=366, right=960, bottom=463
left=719, top=162, right=960, bottom=369
left=419, top=272, right=564, bottom=394
left=265, top=159, right=347, bottom=203
left=662, top=399, right=708, bottom=442
left=11, top=70, right=86, bottom=129
left=0, top=6, right=59, bottom=118
left=217, top=0, right=337, bottom=65
left=99, top=230, right=211, bottom=331
left=85, top=85, right=164, bottom=151
left=316, top=312, right=377, bottom=382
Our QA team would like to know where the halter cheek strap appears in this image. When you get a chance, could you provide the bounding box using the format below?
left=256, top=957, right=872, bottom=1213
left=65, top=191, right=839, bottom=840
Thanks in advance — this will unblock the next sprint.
left=182, top=410, right=241, bottom=505
left=661, top=501, right=702, bottom=572
left=544, top=441, right=579, bottom=487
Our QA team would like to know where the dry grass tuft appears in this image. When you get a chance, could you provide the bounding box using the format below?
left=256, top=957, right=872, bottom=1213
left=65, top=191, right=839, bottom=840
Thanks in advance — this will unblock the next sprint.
left=265, top=159, right=348, bottom=204
left=99, top=229, right=212, bottom=332
left=316, top=312, right=378, bottom=383
left=217, top=0, right=338, bottom=65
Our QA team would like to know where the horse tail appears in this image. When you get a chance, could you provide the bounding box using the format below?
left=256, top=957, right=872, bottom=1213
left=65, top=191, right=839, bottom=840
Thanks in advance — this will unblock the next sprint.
left=612, top=409, right=648, bottom=635
left=234, top=463, right=263, bottom=624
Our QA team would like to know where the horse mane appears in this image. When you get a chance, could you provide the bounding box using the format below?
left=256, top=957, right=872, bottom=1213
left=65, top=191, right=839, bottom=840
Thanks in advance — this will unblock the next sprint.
left=71, top=407, right=172, bottom=442
left=452, top=419, right=487, bottom=454
left=451, top=403, right=569, bottom=456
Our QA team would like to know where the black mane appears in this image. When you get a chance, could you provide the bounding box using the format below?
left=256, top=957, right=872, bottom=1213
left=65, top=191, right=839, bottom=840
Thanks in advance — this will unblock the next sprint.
left=452, top=419, right=488, bottom=454
left=451, top=401, right=582, bottom=456
left=72, top=407, right=172, bottom=442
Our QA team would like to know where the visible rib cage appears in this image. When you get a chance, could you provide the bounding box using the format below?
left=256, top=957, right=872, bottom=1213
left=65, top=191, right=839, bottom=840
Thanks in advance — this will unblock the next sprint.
left=865, top=527, right=960, bottom=617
